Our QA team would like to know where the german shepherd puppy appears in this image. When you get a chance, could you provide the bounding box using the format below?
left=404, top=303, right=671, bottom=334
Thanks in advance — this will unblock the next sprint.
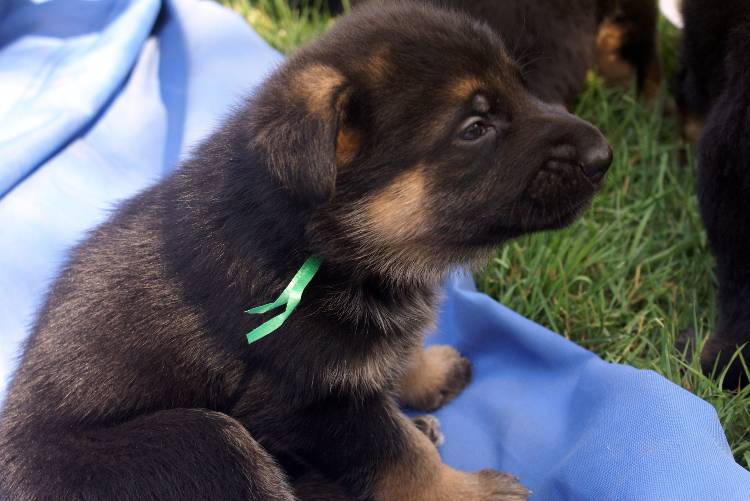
left=675, top=0, right=750, bottom=386
left=351, top=0, right=660, bottom=106
left=0, top=3, right=612, bottom=499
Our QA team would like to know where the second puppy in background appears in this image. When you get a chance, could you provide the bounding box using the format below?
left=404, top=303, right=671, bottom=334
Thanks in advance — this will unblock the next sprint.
left=675, top=0, right=750, bottom=386
left=351, top=0, right=660, bottom=106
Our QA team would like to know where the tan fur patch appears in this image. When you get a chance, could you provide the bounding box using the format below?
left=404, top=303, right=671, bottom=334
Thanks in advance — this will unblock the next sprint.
left=447, top=76, right=484, bottom=101
left=336, top=127, right=361, bottom=166
left=367, top=46, right=392, bottom=83
left=419, top=76, right=484, bottom=143
left=320, top=337, right=407, bottom=396
left=397, top=345, right=465, bottom=410
left=375, top=414, right=465, bottom=501
left=375, top=414, right=528, bottom=500
left=595, top=20, right=634, bottom=85
left=367, top=168, right=428, bottom=241
left=294, top=64, right=346, bottom=115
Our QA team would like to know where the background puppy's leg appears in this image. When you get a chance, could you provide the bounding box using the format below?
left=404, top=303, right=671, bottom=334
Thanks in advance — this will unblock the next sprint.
left=597, top=0, right=660, bottom=96
left=297, top=396, right=527, bottom=500
left=0, top=409, right=295, bottom=501
left=397, top=345, right=472, bottom=412
left=696, top=39, right=750, bottom=387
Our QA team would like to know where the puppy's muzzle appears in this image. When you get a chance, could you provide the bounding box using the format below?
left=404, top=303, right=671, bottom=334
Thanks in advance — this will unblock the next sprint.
left=525, top=103, right=612, bottom=203
left=543, top=133, right=613, bottom=185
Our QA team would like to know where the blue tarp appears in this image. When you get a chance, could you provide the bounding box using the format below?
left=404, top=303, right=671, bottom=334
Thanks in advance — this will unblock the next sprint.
left=1, top=0, right=748, bottom=499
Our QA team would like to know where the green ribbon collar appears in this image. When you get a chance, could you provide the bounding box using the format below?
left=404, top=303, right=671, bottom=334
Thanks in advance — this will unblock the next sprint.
left=244, top=256, right=322, bottom=344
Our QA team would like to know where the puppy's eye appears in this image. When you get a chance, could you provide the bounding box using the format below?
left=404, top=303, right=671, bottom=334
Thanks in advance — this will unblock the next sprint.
left=460, top=120, right=489, bottom=141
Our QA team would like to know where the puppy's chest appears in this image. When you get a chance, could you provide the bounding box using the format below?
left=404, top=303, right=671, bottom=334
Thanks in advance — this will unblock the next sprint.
left=315, top=285, right=440, bottom=395
left=329, top=329, right=422, bottom=396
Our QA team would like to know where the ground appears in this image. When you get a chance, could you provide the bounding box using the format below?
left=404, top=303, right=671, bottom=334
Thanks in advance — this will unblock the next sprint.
left=218, top=0, right=750, bottom=469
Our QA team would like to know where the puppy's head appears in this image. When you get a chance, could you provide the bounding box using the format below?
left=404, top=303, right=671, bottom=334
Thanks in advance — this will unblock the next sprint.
left=249, top=2, right=612, bottom=283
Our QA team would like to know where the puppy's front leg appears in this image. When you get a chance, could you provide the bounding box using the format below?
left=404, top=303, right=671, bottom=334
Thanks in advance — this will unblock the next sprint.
left=378, top=416, right=528, bottom=501
left=300, top=396, right=527, bottom=501
left=397, top=345, right=472, bottom=411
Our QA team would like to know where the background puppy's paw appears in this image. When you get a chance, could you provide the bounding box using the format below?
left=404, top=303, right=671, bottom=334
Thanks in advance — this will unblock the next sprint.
left=412, top=415, right=444, bottom=447
left=399, top=345, right=472, bottom=412
left=675, top=328, right=698, bottom=359
left=477, top=469, right=530, bottom=500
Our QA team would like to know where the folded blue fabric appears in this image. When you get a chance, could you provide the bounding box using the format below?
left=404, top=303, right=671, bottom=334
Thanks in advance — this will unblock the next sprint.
left=1, top=0, right=748, bottom=498
left=432, top=273, right=750, bottom=499
left=0, top=0, right=281, bottom=396
left=0, top=0, right=160, bottom=197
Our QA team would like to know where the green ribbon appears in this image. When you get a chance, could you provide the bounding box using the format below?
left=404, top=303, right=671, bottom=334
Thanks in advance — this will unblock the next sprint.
left=244, top=256, right=322, bottom=344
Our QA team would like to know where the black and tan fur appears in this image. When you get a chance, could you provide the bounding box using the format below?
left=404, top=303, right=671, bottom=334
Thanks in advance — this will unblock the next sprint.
left=352, top=0, right=660, bottom=106
left=0, top=3, right=612, bottom=499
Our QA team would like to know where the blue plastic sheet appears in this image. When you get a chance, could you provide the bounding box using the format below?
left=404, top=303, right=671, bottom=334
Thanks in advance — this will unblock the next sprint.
left=1, top=1, right=748, bottom=498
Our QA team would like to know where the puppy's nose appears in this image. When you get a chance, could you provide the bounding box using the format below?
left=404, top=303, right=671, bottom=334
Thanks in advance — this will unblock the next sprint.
left=579, top=142, right=613, bottom=181
left=529, top=100, right=613, bottom=182
left=560, top=115, right=612, bottom=182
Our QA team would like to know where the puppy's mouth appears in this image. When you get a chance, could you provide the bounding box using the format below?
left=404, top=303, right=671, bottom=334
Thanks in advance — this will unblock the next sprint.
left=525, top=154, right=606, bottom=202
left=503, top=158, right=606, bottom=233
left=527, top=158, right=607, bottom=199
left=505, top=197, right=592, bottom=235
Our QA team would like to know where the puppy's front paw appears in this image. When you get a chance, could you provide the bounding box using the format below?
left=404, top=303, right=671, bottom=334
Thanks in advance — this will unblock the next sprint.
left=477, top=469, right=529, bottom=500
left=412, top=415, right=444, bottom=447
left=398, top=345, right=472, bottom=412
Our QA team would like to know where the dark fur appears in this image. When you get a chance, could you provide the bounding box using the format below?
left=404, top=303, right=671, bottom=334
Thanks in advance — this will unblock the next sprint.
left=291, top=0, right=346, bottom=15
left=0, top=3, right=611, bottom=499
left=675, top=0, right=750, bottom=386
left=674, top=0, right=749, bottom=125
left=352, top=0, right=660, bottom=105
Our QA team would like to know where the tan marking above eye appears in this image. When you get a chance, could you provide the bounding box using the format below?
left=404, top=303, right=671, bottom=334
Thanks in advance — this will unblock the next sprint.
left=446, top=76, right=484, bottom=102
left=293, top=64, right=346, bottom=116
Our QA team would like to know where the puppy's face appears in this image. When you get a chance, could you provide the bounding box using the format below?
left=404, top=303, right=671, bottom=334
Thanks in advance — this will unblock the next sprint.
left=251, top=3, right=611, bottom=281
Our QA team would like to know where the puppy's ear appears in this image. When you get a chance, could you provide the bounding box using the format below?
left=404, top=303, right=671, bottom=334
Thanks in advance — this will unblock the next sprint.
left=250, top=64, right=358, bottom=207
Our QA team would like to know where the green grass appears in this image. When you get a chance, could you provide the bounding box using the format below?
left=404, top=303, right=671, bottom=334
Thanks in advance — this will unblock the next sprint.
left=219, top=0, right=750, bottom=468
left=221, top=0, right=340, bottom=52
